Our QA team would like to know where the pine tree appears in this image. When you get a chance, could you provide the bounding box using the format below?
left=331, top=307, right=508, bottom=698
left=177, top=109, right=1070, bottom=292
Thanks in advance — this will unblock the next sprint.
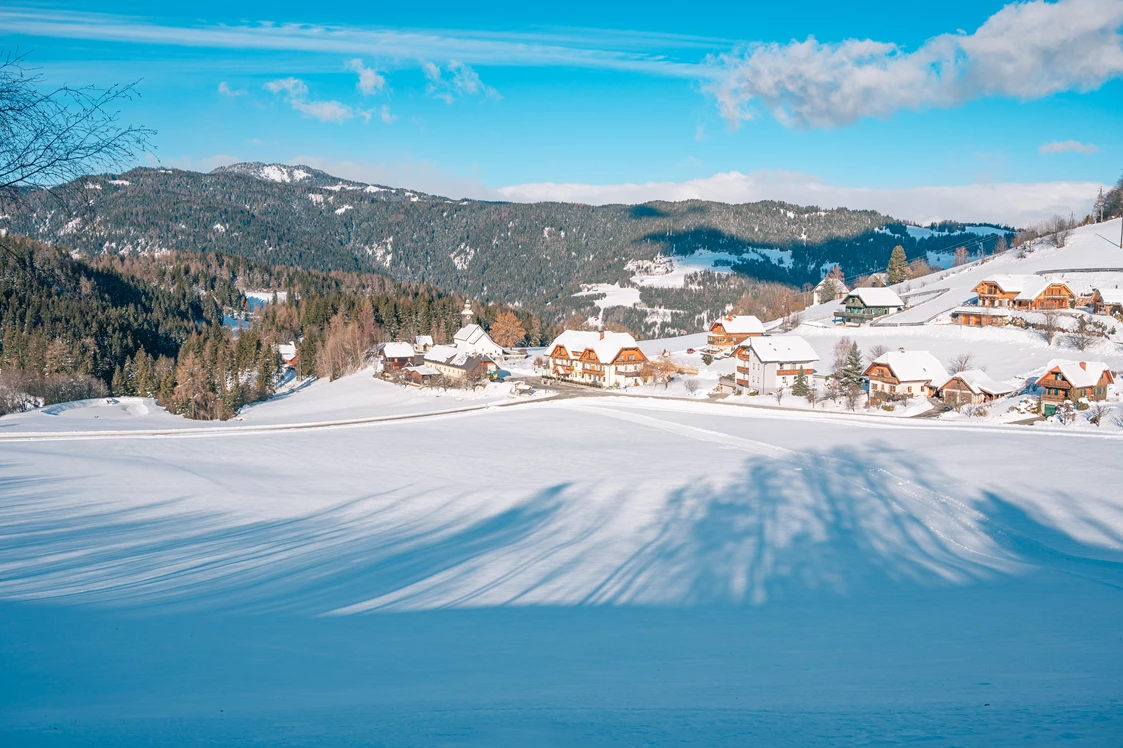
left=792, top=367, right=809, bottom=397
left=840, top=343, right=865, bottom=410
left=886, top=245, right=909, bottom=285
left=111, top=364, right=129, bottom=397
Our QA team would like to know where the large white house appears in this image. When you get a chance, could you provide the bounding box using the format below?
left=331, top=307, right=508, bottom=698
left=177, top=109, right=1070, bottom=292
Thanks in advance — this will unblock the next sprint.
left=734, top=335, right=819, bottom=394
left=544, top=330, right=650, bottom=388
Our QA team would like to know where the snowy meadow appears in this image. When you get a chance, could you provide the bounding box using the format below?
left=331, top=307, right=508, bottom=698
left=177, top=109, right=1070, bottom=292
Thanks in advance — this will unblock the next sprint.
left=2, top=395, right=1122, bottom=745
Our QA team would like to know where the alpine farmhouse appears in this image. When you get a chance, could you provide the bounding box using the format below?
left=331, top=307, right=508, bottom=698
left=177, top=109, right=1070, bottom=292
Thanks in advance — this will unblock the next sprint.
left=706, top=315, right=765, bottom=350
left=835, top=288, right=905, bottom=324
left=865, top=349, right=948, bottom=402
left=1037, top=360, right=1115, bottom=416
left=544, top=330, right=651, bottom=388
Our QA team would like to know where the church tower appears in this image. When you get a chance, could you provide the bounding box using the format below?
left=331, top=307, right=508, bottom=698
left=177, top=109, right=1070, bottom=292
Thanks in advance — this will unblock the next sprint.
left=460, top=300, right=475, bottom=328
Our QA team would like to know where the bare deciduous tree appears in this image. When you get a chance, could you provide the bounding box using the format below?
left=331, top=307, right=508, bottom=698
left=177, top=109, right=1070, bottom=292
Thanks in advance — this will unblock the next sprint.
left=683, top=377, right=699, bottom=396
left=0, top=51, right=152, bottom=271
left=867, top=344, right=889, bottom=362
left=947, top=352, right=975, bottom=374
left=1088, top=402, right=1110, bottom=427
left=1041, top=311, right=1061, bottom=346
left=774, top=387, right=785, bottom=405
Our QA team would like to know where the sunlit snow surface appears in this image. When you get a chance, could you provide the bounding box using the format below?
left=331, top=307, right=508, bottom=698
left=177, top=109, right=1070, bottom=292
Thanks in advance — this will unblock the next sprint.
left=3, top=222, right=1123, bottom=745
left=2, top=393, right=1123, bottom=744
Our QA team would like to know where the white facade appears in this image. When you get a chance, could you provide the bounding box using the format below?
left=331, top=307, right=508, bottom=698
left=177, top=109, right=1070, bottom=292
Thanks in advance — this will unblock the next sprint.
left=453, top=324, right=503, bottom=358
left=735, top=336, right=818, bottom=394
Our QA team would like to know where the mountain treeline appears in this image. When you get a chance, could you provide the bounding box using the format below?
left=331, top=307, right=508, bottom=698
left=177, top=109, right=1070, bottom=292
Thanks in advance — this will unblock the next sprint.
left=0, top=237, right=555, bottom=418
left=5, top=165, right=1012, bottom=335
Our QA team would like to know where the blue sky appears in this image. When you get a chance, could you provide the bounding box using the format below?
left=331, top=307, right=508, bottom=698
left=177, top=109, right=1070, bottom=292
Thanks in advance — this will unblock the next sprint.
left=3, top=0, right=1121, bottom=224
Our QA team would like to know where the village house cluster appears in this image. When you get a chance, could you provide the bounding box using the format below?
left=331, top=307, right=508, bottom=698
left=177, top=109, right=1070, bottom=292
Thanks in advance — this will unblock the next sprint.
left=375, top=302, right=507, bottom=387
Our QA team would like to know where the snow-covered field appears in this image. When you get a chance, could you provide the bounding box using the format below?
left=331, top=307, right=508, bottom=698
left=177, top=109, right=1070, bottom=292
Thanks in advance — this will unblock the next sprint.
left=4, top=221, right=1123, bottom=745
left=3, top=391, right=1123, bottom=745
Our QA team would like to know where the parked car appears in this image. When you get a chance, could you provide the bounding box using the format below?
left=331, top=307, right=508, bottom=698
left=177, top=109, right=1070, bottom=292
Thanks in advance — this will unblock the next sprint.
left=686, top=348, right=696, bottom=354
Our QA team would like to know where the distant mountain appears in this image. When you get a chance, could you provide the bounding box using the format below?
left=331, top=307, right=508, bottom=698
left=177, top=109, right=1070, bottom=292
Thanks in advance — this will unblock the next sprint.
left=5, top=163, right=1012, bottom=335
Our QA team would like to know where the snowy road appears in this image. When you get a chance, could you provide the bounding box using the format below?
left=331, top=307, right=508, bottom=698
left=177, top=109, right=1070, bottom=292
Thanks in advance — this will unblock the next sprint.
left=2, top=396, right=1122, bottom=745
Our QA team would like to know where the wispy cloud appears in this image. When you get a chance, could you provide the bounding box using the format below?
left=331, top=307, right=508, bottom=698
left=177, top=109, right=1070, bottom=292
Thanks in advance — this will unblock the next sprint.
left=0, top=8, right=707, bottom=78
left=263, top=77, right=354, bottom=123
left=360, top=105, right=397, bottom=124
left=709, top=0, right=1123, bottom=128
left=423, top=59, right=500, bottom=103
left=1039, top=139, right=1100, bottom=155
left=5, top=1, right=1122, bottom=130
left=346, top=58, right=386, bottom=95
left=217, top=81, right=246, bottom=98
left=497, top=171, right=1108, bottom=227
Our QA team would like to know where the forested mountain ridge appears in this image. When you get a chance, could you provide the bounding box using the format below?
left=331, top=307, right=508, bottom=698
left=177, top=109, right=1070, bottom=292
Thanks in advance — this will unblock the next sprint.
left=0, top=236, right=554, bottom=417
left=5, top=164, right=1013, bottom=331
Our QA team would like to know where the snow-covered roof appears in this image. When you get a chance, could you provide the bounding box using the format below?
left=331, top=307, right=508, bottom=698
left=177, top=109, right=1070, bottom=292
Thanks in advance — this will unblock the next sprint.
left=381, top=341, right=415, bottom=358
left=936, top=369, right=1015, bottom=396
left=710, top=315, right=764, bottom=335
left=815, top=276, right=848, bottom=292
left=404, top=364, right=440, bottom=376
left=1094, top=288, right=1123, bottom=304
left=1042, top=359, right=1113, bottom=389
left=547, top=330, right=641, bottom=363
left=454, top=324, right=495, bottom=347
left=743, top=335, right=819, bottom=364
left=276, top=343, right=297, bottom=361
left=847, top=287, right=904, bottom=308
left=415, top=335, right=434, bottom=346
left=425, top=345, right=494, bottom=370
left=870, top=350, right=948, bottom=383
left=979, top=274, right=1067, bottom=301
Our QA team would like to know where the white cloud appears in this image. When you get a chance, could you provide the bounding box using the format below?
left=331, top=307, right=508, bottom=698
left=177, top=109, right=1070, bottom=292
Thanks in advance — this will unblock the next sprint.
left=263, top=77, right=354, bottom=123
left=217, top=81, right=245, bottom=97
left=0, top=9, right=707, bottom=79
left=1039, top=139, right=1100, bottom=155
left=346, top=58, right=386, bottom=95
left=496, top=171, right=1107, bottom=227
left=360, top=105, right=397, bottom=124
left=422, top=59, right=501, bottom=103
left=709, top=0, right=1123, bottom=127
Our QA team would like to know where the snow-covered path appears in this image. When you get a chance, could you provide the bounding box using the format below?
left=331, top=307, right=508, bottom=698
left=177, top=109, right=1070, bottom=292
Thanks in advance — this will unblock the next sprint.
left=2, top=394, right=1122, bottom=744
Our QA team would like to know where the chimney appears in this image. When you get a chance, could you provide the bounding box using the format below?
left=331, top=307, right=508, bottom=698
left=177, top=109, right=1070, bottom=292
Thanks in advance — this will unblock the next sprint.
left=599, top=331, right=605, bottom=340
left=1080, top=361, right=1087, bottom=370
left=898, top=347, right=905, bottom=353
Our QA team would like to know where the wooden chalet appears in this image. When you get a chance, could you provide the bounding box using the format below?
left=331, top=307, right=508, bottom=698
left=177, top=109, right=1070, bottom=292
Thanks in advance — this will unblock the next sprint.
left=1037, top=360, right=1114, bottom=416
left=972, top=275, right=1074, bottom=311
left=706, top=315, right=764, bottom=350
left=936, top=370, right=1015, bottom=407
left=1093, top=288, right=1123, bottom=317
left=379, top=341, right=417, bottom=371
left=865, top=349, right=948, bottom=402
left=544, top=330, right=650, bottom=388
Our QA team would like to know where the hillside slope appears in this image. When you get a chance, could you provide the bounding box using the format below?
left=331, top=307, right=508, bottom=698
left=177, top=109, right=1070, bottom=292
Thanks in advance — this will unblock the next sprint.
left=5, top=163, right=1012, bottom=333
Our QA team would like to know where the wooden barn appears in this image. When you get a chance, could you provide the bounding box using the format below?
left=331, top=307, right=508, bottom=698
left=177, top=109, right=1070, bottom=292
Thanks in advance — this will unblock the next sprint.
left=936, top=370, right=1015, bottom=407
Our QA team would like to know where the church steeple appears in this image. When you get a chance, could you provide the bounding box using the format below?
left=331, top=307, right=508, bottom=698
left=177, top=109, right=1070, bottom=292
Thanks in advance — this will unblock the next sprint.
left=460, top=300, right=474, bottom=328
